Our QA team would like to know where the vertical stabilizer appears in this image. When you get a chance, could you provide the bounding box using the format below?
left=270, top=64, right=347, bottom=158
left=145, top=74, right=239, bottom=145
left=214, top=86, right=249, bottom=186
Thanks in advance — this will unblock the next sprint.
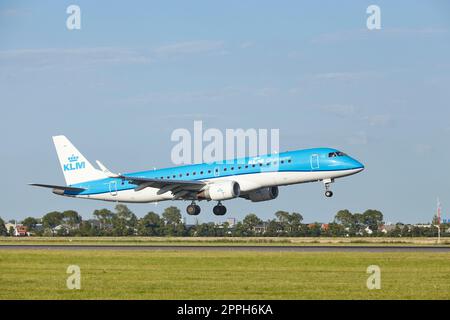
left=52, top=135, right=106, bottom=185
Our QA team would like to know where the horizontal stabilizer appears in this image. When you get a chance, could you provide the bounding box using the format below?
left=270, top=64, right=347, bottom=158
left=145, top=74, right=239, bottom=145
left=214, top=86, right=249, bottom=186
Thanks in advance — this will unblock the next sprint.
left=29, top=183, right=85, bottom=192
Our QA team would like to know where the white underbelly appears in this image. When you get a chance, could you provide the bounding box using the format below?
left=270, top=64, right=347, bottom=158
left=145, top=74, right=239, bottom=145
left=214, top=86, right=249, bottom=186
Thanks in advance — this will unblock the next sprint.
left=74, top=169, right=361, bottom=203
left=76, top=187, right=171, bottom=203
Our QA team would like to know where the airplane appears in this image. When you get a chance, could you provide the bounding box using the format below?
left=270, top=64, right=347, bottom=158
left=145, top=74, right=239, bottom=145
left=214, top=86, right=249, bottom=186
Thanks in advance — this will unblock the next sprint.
left=30, top=135, right=365, bottom=216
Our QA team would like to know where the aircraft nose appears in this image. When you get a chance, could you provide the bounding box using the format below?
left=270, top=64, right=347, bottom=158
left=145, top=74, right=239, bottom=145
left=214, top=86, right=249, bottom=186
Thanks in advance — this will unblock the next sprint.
left=349, top=158, right=365, bottom=172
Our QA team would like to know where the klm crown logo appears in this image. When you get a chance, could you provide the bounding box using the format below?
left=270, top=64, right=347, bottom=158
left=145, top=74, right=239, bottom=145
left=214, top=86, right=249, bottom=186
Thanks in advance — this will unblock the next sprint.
left=63, top=154, right=85, bottom=172
left=68, top=154, right=79, bottom=162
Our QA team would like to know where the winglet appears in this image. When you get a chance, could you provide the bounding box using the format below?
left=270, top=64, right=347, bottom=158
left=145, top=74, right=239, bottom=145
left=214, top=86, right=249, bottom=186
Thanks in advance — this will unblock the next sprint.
left=96, top=160, right=120, bottom=178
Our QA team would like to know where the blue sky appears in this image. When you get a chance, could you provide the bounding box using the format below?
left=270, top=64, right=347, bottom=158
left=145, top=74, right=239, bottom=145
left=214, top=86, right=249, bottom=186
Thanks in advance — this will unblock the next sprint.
left=1, top=0, right=450, bottom=224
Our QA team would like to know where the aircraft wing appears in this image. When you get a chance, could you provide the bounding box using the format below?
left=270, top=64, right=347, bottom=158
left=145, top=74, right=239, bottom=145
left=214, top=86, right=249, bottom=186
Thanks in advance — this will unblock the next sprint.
left=120, top=175, right=206, bottom=193
left=95, top=160, right=207, bottom=199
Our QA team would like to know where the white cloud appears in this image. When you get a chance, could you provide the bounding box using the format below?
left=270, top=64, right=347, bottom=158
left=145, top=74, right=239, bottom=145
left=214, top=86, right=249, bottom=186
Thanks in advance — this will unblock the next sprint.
left=0, top=40, right=228, bottom=71
left=365, top=114, right=393, bottom=127
left=152, top=40, right=226, bottom=58
left=320, top=104, right=358, bottom=118
left=314, top=72, right=371, bottom=81
left=312, top=27, right=448, bottom=44
left=287, top=51, right=302, bottom=59
left=288, top=87, right=302, bottom=95
left=0, top=8, right=31, bottom=17
left=158, top=113, right=219, bottom=120
left=121, top=86, right=286, bottom=106
left=240, top=41, right=255, bottom=49
left=0, top=41, right=230, bottom=71
left=347, top=132, right=368, bottom=145
left=414, top=143, right=433, bottom=155
left=312, top=29, right=369, bottom=44
left=122, top=87, right=243, bottom=105
left=384, top=27, right=448, bottom=36
left=254, top=87, right=280, bottom=97
left=0, top=47, right=152, bottom=70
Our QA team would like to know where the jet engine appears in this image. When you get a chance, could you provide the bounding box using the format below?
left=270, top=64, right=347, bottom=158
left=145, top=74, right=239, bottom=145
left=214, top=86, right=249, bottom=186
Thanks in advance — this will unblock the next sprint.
left=198, top=181, right=240, bottom=201
left=244, top=186, right=279, bottom=202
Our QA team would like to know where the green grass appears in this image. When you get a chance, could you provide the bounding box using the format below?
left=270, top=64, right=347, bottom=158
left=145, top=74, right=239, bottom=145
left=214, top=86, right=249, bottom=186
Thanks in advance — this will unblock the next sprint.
left=1, top=249, right=449, bottom=299
left=1, top=236, right=449, bottom=246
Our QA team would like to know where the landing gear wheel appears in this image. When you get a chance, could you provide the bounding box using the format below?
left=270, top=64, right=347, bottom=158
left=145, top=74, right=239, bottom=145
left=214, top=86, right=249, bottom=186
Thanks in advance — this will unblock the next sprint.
left=186, top=204, right=201, bottom=215
left=323, top=179, right=334, bottom=198
left=213, top=204, right=227, bottom=216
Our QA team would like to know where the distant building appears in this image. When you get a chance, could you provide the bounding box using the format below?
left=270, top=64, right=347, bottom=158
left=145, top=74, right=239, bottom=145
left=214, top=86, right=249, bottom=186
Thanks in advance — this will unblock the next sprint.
left=414, top=224, right=432, bottom=228
left=226, top=218, right=237, bottom=228
left=307, top=223, right=322, bottom=229
left=54, top=224, right=70, bottom=235
left=254, top=222, right=269, bottom=234
left=381, top=224, right=396, bottom=233
left=4, top=223, right=29, bottom=236
left=15, top=225, right=28, bottom=236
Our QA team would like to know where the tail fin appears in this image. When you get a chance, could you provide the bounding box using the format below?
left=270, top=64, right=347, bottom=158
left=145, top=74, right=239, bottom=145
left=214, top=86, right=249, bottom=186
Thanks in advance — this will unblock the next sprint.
left=52, top=135, right=106, bottom=185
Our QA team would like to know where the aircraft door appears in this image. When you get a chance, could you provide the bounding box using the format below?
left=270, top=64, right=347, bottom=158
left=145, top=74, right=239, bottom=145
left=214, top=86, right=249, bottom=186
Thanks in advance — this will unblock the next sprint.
left=109, top=180, right=118, bottom=196
left=310, top=154, right=320, bottom=170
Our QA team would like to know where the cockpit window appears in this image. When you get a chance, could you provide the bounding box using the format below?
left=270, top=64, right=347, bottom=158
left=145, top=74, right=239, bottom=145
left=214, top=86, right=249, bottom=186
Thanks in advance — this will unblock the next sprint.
left=328, top=151, right=347, bottom=158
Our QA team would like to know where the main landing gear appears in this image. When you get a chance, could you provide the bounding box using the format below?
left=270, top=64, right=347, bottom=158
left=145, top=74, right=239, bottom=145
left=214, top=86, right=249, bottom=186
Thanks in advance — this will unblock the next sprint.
left=186, top=202, right=201, bottom=215
left=186, top=201, right=227, bottom=216
left=213, top=202, right=227, bottom=216
left=323, top=178, right=334, bottom=198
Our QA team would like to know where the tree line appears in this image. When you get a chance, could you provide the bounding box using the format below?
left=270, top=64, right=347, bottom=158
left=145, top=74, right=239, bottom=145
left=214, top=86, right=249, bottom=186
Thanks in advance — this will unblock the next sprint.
left=0, top=205, right=446, bottom=237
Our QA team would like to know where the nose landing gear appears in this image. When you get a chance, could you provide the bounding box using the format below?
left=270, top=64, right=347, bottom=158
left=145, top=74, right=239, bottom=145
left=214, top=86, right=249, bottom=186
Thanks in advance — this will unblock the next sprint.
left=323, top=178, right=334, bottom=198
left=186, top=202, right=201, bottom=215
left=213, top=202, right=227, bottom=216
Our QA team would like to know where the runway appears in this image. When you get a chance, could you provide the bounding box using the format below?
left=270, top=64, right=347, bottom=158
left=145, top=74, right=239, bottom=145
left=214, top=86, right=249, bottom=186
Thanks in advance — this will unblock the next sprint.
left=1, top=245, right=450, bottom=252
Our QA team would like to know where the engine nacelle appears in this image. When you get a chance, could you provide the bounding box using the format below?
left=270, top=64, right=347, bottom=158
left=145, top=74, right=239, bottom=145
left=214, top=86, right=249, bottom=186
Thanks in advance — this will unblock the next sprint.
left=198, top=181, right=240, bottom=201
left=246, top=186, right=279, bottom=202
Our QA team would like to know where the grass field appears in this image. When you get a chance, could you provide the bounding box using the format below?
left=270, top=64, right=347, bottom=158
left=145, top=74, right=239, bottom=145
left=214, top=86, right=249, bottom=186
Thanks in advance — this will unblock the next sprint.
left=1, top=236, right=449, bottom=246
left=1, top=249, right=449, bottom=299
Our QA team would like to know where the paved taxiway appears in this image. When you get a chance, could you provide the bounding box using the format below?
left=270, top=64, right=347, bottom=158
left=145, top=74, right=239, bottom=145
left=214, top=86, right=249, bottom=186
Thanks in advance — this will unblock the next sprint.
left=0, top=245, right=449, bottom=252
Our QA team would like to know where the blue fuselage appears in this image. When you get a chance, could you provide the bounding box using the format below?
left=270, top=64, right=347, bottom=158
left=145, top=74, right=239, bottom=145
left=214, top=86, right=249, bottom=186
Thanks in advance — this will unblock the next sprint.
left=69, top=148, right=364, bottom=197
